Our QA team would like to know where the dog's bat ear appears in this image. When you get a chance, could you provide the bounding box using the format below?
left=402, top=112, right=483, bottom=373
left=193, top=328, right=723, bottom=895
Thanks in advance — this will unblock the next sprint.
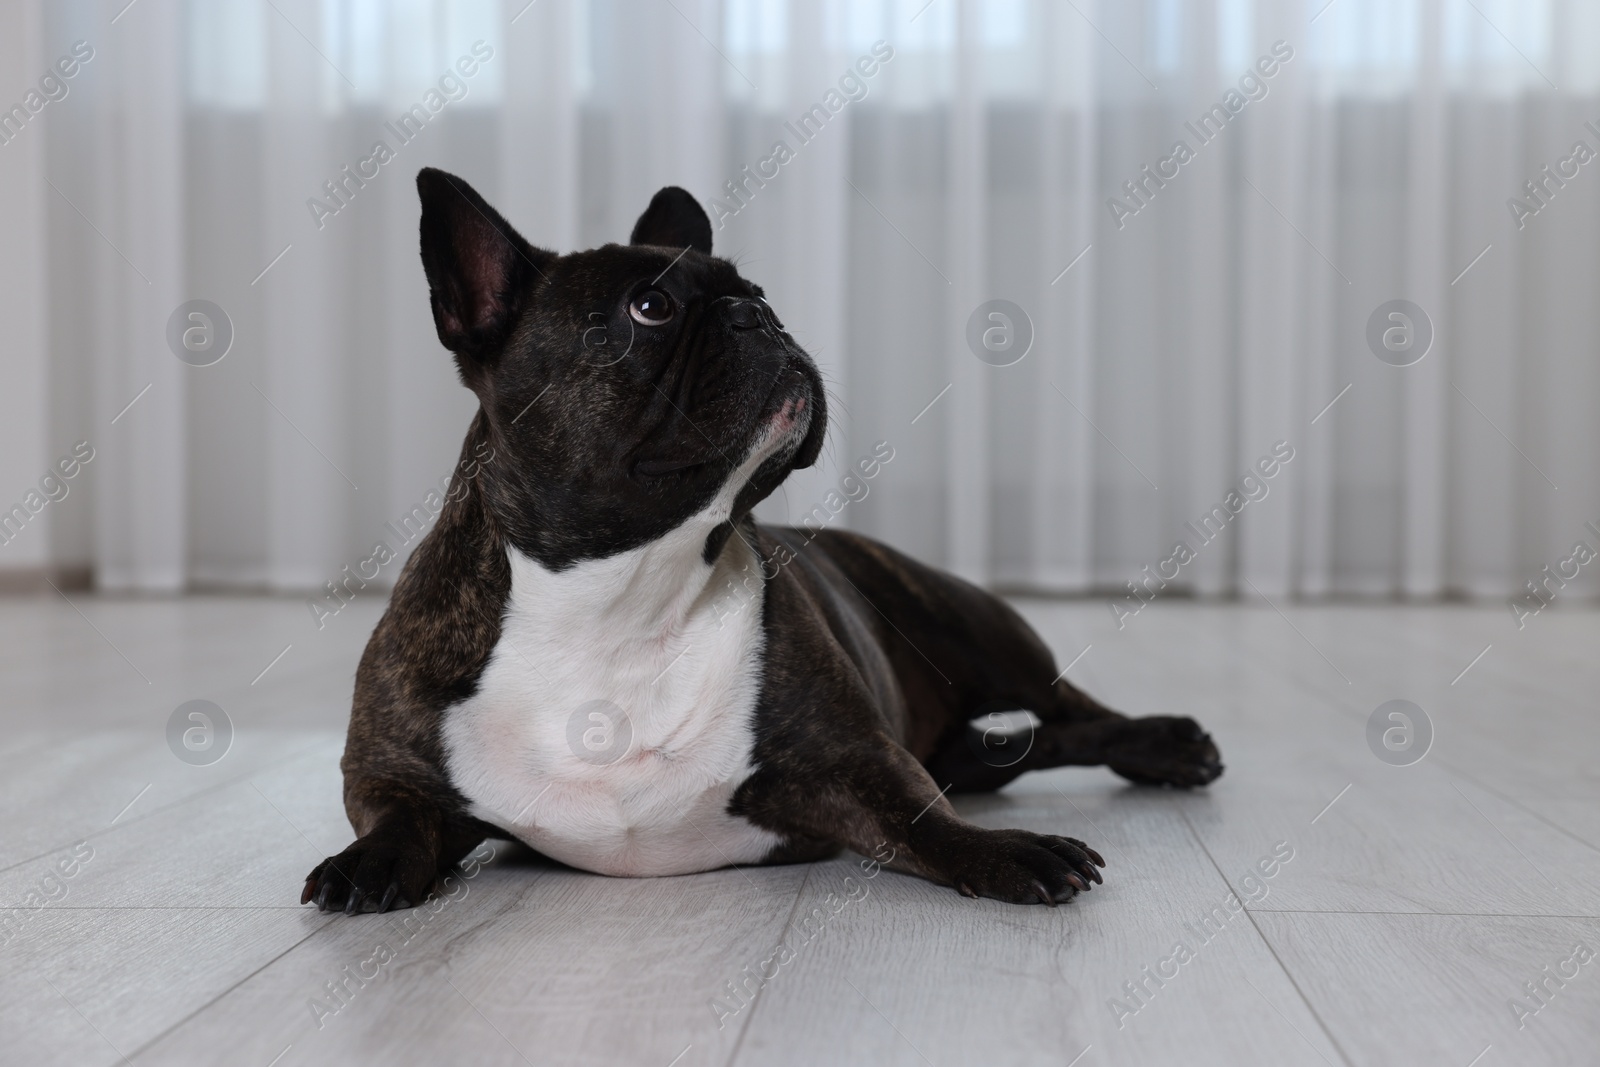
left=630, top=187, right=712, bottom=255
left=417, top=167, right=552, bottom=368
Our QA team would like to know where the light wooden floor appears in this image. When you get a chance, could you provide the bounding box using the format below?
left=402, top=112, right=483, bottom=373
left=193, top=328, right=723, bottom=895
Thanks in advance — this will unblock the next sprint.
left=2, top=593, right=1597, bottom=1066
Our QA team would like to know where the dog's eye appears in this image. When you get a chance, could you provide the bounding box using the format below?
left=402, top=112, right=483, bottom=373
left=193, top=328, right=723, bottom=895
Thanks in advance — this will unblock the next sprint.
left=629, top=289, right=674, bottom=326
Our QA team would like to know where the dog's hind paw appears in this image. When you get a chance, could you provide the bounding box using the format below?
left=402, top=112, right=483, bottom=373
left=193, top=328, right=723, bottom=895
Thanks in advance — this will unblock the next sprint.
left=1105, top=716, right=1223, bottom=788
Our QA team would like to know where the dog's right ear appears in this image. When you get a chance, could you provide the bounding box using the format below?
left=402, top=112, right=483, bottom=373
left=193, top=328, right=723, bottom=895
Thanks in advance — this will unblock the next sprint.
left=417, top=167, right=553, bottom=369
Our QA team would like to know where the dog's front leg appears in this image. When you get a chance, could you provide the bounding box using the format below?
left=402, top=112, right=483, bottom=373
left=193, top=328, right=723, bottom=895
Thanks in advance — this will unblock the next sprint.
left=747, top=733, right=1105, bottom=905
left=302, top=784, right=484, bottom=915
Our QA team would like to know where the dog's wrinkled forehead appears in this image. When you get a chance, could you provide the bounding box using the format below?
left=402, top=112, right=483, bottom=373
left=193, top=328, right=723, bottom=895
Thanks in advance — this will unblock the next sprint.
left=512, top=245, right=772, bottom=375
left=546, top=182, right=761, bottom=323
left=549, top=245, right=758, bottom=311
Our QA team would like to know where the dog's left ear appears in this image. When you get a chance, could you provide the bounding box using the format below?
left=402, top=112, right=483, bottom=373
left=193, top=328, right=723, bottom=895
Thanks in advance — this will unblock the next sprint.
left=630, top=187, right=713, bottom=254
left=417, top=167, right=553, bottom=370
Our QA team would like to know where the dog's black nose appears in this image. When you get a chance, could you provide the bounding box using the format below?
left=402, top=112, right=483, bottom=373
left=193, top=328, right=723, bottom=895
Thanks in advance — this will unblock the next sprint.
left=728, top=300, right=762, bottom=329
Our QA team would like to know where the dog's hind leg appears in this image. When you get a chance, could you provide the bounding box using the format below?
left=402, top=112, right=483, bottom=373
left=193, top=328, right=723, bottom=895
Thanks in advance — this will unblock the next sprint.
left=924, top=675, right=1224, bottom=793
left=1028, top=675, right=1223, bottom=787
left=797, top=529, right=1223, bottom=792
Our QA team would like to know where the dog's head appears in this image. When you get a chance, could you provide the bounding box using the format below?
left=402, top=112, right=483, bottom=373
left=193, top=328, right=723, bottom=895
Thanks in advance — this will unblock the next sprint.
left=416, top=168, right=825, bottom=568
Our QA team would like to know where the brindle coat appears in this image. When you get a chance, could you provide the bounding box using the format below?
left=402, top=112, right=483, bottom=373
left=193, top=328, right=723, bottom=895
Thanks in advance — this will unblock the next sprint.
left=304, top=170, right=1222, bottom=915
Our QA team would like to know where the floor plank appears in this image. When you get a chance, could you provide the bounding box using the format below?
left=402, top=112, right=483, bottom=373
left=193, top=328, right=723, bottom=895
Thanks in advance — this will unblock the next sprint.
left=1252, top=911, right=1600, bottom=1067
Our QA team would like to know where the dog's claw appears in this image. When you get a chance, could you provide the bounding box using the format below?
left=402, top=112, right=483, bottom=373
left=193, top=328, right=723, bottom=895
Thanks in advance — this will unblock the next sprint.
left=1031, top=879, right=1058, bottom=907
left=344, top=888, right=363, bottom=915
left=378, top=883, right=399, bottom=913
left=957, top=881, right=977, bottom=898
left=316, top=883, right=333, bottom=911
left=1085, top=846, right=1106, bottom=869
left=1064, top=872, right=1087, bottom=893
left=301, top=877, right=317, bottom=906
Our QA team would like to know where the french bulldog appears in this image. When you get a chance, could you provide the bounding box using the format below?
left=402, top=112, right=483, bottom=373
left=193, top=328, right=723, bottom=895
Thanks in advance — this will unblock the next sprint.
left=303, top=168, right=1223, bottom=915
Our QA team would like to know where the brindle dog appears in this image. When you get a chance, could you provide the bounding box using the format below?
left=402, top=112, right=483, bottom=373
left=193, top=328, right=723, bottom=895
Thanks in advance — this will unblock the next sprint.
left=303, top=169, right=1222, bottom=916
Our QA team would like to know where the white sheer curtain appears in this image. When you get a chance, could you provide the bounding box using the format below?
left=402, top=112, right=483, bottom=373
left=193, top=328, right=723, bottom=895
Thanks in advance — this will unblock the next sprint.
left=27, top=0, right=1600, bottom=603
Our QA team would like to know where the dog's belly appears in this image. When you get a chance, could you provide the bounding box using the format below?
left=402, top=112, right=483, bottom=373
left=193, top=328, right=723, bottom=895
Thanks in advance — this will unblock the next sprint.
left=440, top=539, right=782, bottom=878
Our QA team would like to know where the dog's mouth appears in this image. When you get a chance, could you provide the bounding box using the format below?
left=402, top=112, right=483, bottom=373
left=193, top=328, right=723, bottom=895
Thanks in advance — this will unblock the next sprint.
left=633, top=455, right=707, bottom=477
left=767, top=394, right=808, bottom=436
left=747, top=365, right=814, bottom=462
left=761, top=359, right=812, bottom=425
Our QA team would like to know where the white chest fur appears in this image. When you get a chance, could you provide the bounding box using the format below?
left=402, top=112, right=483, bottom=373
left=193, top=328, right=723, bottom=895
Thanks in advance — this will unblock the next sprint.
left=440, top=501, right=783, bottom=878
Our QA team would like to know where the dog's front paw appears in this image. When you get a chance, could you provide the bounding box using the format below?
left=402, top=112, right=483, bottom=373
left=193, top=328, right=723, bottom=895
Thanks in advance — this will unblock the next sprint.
left=1106, top=716, right=1223, bottom=788
left=302, top=837, right=436, bottom=915
left=941, top=828, right=1105, bottom=905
